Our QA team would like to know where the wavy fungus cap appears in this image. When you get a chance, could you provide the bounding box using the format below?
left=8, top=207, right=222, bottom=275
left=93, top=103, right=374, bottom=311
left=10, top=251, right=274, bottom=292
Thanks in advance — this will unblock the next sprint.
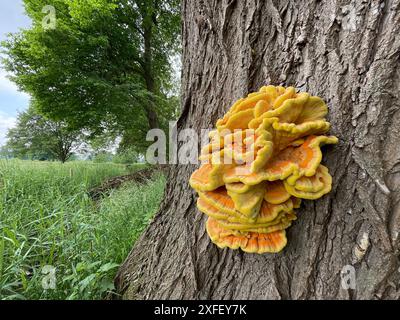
left=190, top=85, right=338, bottom=254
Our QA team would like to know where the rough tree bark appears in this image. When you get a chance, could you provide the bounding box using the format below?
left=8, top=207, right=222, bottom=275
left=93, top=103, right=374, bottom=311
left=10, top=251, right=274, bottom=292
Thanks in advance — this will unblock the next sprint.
left=115, top=0, right=400, bottom=299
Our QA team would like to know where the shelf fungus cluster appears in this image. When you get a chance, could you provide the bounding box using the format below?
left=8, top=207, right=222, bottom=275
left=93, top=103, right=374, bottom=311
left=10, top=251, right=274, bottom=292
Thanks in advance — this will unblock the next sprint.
left=189, top=86, right=338, bottom=254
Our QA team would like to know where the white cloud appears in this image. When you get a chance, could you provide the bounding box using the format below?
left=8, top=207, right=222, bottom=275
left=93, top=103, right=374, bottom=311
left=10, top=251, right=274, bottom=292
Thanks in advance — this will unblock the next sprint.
left=0, top=111, right=16, bottom=146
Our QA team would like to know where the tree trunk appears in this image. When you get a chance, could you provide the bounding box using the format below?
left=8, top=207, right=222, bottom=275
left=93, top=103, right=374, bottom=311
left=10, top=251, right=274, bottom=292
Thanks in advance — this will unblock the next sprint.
left=115, top=0, right=400, bottom=299
left=143, top=10, right=160, bottom=130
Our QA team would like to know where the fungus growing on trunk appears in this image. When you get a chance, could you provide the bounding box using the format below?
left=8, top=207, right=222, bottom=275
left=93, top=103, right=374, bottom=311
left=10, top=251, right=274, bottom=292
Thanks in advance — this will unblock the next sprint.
left=190, top=85, right=338, bottom=253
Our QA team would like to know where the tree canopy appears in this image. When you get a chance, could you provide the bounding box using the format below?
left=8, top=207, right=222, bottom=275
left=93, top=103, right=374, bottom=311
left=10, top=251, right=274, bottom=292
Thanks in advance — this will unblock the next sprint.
left=2, top=0, right=181, bottom=153
left=5, top=105, right=84, bottom=162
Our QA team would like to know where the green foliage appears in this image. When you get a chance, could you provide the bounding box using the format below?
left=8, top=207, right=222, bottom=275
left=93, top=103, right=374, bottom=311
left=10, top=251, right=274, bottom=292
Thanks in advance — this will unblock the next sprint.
left=0, top=159, right=165, bottom=299
left=1, top=0, right=181, bottom=153
left=0, top=146, right=13, bottom=159
left=113, top=147, right=143, bottom=164
left=92, top=151, right=114, bottom=163
left=91, top=147, right=144, bottom=164
left=5, top=105, right=83, bottom=162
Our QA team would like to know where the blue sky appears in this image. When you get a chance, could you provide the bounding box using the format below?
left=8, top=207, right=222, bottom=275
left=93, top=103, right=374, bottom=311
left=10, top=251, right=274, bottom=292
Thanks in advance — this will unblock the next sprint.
left=0, top=0, right=31, bottom=146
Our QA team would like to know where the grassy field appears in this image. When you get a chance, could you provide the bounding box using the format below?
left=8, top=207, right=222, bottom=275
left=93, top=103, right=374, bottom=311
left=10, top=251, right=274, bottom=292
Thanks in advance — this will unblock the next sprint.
left=0, top=159, right=165, bottom=300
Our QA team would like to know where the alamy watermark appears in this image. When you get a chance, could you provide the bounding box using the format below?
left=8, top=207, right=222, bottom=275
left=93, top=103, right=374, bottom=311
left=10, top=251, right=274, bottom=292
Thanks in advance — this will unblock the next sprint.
left=42, top=5, right=57, bottom=30
left=145, top=122, right=257, bottom=166
left=41, top=265, right=56, bottom=290
left=340, top=265, right=356, bottom=290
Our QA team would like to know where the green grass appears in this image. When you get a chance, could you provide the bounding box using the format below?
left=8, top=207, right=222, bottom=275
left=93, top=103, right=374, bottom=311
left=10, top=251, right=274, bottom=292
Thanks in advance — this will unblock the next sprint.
left=0, top=159, right=165, bottom=299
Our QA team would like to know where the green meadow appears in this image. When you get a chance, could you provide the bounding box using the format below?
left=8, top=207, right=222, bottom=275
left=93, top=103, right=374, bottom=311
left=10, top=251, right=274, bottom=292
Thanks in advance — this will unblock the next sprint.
left=0, top=160, right=165, bottom=300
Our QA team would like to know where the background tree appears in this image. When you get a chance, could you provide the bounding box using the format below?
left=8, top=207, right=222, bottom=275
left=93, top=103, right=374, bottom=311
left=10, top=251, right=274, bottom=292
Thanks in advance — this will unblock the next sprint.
left=6, top=105, right=83, bottom=162
left=1, top=0, right=181, bottom=153
left=115, top=0, right=400, bottom=299
left=0, top=145, right=13, bottom=159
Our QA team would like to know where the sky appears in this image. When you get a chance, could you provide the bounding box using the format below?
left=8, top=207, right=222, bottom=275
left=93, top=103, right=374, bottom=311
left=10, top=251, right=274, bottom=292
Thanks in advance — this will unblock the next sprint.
left=0, top=0, right=31, bottom=146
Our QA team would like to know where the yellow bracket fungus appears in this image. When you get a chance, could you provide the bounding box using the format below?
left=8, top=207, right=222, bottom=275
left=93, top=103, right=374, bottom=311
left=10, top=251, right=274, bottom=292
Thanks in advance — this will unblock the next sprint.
left=189, top=85, right=338, bottom=254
